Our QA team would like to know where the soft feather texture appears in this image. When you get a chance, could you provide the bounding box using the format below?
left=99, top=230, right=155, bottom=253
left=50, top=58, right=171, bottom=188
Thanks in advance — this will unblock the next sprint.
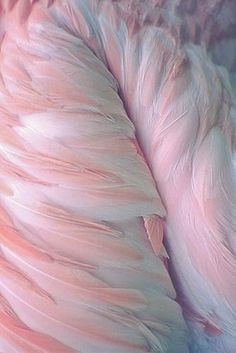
left=0, top=1, right=188, bottom=353
left=50, top=1, right=236, bottom=352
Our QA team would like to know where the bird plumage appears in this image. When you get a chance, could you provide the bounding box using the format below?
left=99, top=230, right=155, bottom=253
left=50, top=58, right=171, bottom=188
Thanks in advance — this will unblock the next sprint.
left=0, top=1, right=189, bottom=352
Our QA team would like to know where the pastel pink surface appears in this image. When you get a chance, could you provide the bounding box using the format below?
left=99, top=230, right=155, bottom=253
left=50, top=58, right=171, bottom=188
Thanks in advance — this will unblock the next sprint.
left=0, top=1, right=235, bottom=353
left=68, top=1, right=236, bottom=352
left=0, top=1, right=189, bottom=353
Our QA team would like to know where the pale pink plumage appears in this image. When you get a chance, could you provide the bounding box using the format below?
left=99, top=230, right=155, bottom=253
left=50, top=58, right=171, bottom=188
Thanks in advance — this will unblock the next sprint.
left=0, top=1, right=189, bottom=352
left=63, top=1, right=236, bottom=352
left=0, top=1, right=235, bottom=353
